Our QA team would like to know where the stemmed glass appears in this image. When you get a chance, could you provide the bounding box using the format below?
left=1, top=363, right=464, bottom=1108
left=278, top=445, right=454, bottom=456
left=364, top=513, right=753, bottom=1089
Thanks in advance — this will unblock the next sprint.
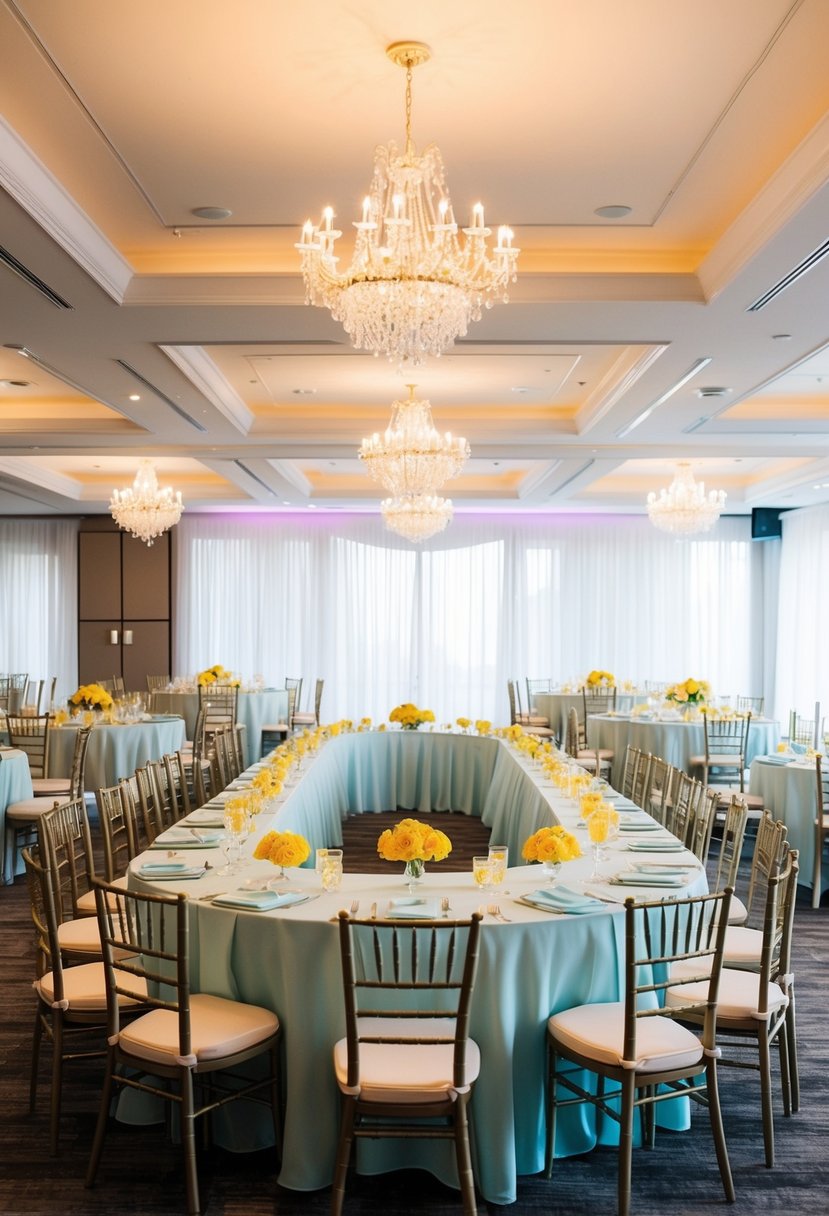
left=219, top=805, right=247, bottom=876
left=586, top=810, right=611, bottom=881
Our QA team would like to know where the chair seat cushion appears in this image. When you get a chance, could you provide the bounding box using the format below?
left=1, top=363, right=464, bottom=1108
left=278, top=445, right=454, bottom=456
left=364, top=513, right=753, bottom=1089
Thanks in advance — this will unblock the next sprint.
left=292, top=712, right=316, bottom=725
left=30, top=777, right=72, bottom=796
left=119, top=992, right=279, bottom=1067
left=716, top=791, right=764, bottom=811
left=577, top=748, right=614, bottom=760
left=333, top=1017, right=481, bottom=1104
left=36, top=962, right=147, bottom=1011
left=548, top=1001, right=703, bottom=1074
left=5, top=796, right=63, bottom=822
left=57, top=917, right=104, bottom=956
left=727, top=893, right=748, bottom=924
left=722, top=924, right=762, bottom=968
left=666, top=967, right=787, bottom=1021
left=76, top=875, right=129, bottom=915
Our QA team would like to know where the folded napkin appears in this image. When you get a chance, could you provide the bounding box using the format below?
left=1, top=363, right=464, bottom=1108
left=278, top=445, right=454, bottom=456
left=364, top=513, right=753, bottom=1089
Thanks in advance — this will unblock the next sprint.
left=522, top=885, right=605, bottom=915
left=611, top=871, right=688, bottom=888
left=386, top=897, right=441, bottom=919
left=137, top=864, right=205, bottom=881
left=761, top=754, right=792, bottom=766
left=629, top=863, right=697, bottom=875
left=212, top=890, right=308, bottom=911
left=618, top=821, right=664, bottom=833
left=626, top=839, right=687, bottom=853
left=183, top=810, right=225, bottom=827
left=138, top=861, right=191, bottom=874
left=151, top=828, right=221, bottom=849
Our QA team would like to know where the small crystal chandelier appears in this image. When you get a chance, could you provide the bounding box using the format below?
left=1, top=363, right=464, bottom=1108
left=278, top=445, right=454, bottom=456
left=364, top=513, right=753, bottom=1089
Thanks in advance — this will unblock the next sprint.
left=381, top=493, right=453, bottom=543
left=359, top=384, right=469, bottom=497
left=296, top=41, right=519, bottom=366
left=647, top=463, right=726, bottom=536
left=109, top=459, right=184, bottom=546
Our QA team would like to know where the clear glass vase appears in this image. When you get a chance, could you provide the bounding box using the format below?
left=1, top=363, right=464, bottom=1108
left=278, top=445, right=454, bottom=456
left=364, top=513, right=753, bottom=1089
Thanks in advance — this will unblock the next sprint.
left=404, top=858, right=425, bottom=891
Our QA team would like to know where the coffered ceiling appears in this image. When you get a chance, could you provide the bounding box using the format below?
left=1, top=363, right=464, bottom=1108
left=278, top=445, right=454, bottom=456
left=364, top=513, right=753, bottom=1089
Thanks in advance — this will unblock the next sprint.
left=1, top=0, right=828, bottom=520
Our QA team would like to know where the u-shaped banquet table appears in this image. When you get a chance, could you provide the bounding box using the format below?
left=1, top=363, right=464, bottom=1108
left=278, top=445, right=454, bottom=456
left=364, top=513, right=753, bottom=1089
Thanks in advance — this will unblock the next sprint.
left=128, top=729, right=708, bottom=1205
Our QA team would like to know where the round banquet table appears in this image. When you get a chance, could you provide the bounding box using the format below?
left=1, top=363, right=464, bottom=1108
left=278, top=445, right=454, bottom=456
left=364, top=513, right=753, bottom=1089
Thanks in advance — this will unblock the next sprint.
left=749, top=755, right=823, bottom=897
left=1, top=747, right=35, bottom=884
left=587, top=713, right=780, bottom=776
left=532, top=691, right=649, bottom=741
left=128, top=731, right=708, bottom=1204
left=48, top=717, right=187, bottom=790
left=149, top=689, right=288, bottom=766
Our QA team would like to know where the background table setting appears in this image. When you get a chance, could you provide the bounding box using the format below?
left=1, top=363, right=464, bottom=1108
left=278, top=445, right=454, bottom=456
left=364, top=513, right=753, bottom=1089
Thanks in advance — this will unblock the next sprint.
left=48, top=715, right=187, bottom=790
left=749, top=751, right=824, bottom=897
left=149, top=685, right=288, bottom=765
left=587, top=712, right=780, bottom=776
left=126, top=729, right=707, bottom=1205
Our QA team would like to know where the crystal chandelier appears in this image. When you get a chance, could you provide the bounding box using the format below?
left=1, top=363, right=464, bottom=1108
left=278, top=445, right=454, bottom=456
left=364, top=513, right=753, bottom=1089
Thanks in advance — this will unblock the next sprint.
left=296, top=41, right=519, bottom=366
left=381, top=493, right=453, bottom=543
left=359, top=384, right=469, bottom=497
left=647, top=463, right=726, bottom=536
left=109, top=459, right=184, bottom=545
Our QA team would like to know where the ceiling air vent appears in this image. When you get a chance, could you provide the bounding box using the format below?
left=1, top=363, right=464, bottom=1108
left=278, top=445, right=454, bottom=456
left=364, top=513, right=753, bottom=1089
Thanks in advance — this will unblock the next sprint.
left=747, top=238, right=829, bottom=311
left=115, top=360, right=207, bottom=432
left=0, top=246, right=72, bottom=309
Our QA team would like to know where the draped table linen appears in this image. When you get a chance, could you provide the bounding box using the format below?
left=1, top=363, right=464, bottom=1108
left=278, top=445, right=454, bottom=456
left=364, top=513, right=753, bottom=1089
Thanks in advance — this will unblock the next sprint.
left=48, top=718, right=187, bottom=790
left=0, top=748, right=35, bottom=883
left=128, top=730, right=707, bottom=1204
left=749, top=755, right=824, bottom=897
left=149, top=689, right=288, bottom=766
left=587, top=713, right=780, bottom=776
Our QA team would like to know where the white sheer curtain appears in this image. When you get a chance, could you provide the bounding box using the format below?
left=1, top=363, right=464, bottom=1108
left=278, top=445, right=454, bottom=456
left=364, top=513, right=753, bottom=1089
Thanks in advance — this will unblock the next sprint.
left=174, top=512, right=761, bottom=723
left=774, top=504, right=829, bottom=726
left=0, top=518, right=79, bottom=703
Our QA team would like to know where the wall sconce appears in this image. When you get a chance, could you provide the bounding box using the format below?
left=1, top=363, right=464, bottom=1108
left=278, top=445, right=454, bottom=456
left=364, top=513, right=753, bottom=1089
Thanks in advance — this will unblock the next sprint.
left=109, top=630, right=119, bottom=645
left=123, top=630, right=134, bottom=645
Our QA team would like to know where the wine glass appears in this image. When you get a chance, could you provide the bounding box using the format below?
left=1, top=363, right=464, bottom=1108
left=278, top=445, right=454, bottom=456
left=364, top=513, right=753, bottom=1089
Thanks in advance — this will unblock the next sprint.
left=586, top=810, right=611, bottom=881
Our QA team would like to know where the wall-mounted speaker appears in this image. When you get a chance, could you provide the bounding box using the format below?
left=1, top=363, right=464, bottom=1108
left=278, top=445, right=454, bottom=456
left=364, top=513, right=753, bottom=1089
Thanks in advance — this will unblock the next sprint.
left=751, top=507, right=785, bottom=541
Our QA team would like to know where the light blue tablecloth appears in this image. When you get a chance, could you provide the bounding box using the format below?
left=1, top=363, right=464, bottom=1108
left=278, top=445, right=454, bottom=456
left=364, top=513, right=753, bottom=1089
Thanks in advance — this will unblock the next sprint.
left=129, top=731, right=706, bottom=1203
left=1, top=748, right=35, bottom=883
left=588, top=714, right=780, bottom=776
left=750, top=756, right=821, bottom=895
left=149, top=689, right=288, bottom=765
left=533, top=692, right=649, bottom=741
left=49, top=719, right=187, bottom=790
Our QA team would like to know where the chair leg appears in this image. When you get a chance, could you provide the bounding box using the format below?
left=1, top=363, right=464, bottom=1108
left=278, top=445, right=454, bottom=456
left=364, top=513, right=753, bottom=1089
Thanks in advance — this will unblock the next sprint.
left=617, top=1073, right=636, bottom=1216
left=330, top=1096, right=356, bottom=1216
left=778, top=1017, right=792, bottom=1118
left=30, top=1008, right=44, bottom=1113
left=705, top=1060, right=735, bottom=1203
left=758, top=1031, right=775, bottom=1167
left=49, top=1013, right=64, bottom=1156
left=785, top=996, right=800, bottom=1113
left=85, top=1047, right=115, bottom=1188
left=453, top=1095, right=478, bottom=1216
left=180, top=1068, right=200, bottom=1216
left=544, top=1039, right=557, bottom=1178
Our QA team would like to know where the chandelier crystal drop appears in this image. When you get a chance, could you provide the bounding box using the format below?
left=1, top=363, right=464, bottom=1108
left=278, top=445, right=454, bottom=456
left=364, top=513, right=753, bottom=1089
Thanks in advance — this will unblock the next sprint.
left=109, top=459, right=184, bottom=546
left=381, top=493, right=453, bottom=543
left=646, top=463, right=726, bottom=536
left=296, top=41, right=519, bottom=366
left=359, top=384, right=469, bottom=497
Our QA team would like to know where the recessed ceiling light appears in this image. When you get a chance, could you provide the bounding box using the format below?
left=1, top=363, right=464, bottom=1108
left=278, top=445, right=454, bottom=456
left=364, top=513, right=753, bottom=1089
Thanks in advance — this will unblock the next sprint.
left=292, top=388, right=317, bottom=395
left=510, top=386, right=532, bottom=394
left=128, top=393, right=140, bottom=401
left=771, top=333, right=792, bottom=340
left=594, top=205, right=632, bottom=219
left=1, top=378, right=31, bottom=387
left=191, top=206, right=233, bottom=220
left=695, top=386, right=731, bottom=399
left=307, top=503, right=317, bottom=509
left=282, top=500, right=291, bottom=505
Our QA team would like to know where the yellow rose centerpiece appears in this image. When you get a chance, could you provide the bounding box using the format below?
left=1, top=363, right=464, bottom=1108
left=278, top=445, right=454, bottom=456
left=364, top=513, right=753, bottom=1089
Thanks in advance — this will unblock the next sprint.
left=522, top=825, right=581, bottom=884
left=389, top=703, right=436, bottom=731
left=377, top=817, right=452, bottom=887
left=68, top=683, right=113, bottom=714
left=197, top=664, right=239, bottom=687
left=585, top=670, right=615, bottom=688
left=475, top=719, right=492, bottom=736
left=665, top=678, right=710, bottom=705
left=253, top=829, right=311, bottom=879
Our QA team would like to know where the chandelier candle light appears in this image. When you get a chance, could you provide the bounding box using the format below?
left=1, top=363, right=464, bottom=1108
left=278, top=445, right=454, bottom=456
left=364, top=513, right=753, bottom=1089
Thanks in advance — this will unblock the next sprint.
left=110, top=459, right=184, bottom=546
left=296, top=41, right=519, bottom=365
left=360, top=384, right=469, bottom=497
left=381, top=493, right=453, bottom=543
left=646, top=463, right=726, bottom=536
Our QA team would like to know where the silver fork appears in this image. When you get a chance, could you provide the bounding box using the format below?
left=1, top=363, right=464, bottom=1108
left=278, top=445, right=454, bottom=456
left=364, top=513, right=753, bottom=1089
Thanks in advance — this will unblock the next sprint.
left=350, top=899, right=360, bottom=917
left=487, top=904, right=512, bottom=922
left=441, top=896, right=451, bottom=918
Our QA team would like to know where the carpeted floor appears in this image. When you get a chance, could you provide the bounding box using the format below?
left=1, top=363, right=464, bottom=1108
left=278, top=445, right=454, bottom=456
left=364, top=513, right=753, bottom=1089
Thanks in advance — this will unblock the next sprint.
left=0, top=811, right=826, bottom=1216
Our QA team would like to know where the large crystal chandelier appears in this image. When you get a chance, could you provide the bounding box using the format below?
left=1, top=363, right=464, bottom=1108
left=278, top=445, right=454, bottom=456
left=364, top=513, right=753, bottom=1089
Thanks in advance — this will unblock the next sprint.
left=296, top=41, right=519, bottom=366
left=381, top=493, right=453, bottom=543
left=109, top=459, right=184, bottom=545
left=359, top=384, right=469, bottom=496
left=647, top=463, right=726, bottom=536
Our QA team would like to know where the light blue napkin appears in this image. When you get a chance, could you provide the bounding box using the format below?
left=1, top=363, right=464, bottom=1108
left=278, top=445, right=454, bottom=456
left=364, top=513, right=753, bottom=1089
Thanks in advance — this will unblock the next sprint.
left=212, top=890, right=308, bottom=911
left=138, top=865, right=205, bottom=880
left=761, top=754, right=792, bottom=765
left=183, top=810, right=225, bottom=827
left=523, top=886, right=604, bottom=914
left=618, top=820, right=663, bottom=833
left=387, top=898, right=441, bottom=919
left=138, top=861, right=191, bottom=874
left=152, top=828, right=221, bottom=848
left=626, top=839, right=686, bottom=853
left=611, top=871, right=687, bottom=888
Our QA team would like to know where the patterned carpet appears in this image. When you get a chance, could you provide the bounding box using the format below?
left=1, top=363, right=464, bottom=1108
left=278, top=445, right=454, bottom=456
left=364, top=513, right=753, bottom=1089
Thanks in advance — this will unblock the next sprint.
left=0, top=812, right=826, bottom=1215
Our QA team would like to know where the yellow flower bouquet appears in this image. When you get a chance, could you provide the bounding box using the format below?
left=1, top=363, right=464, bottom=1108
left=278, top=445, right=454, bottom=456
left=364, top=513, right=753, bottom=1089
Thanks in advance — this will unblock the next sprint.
left=585, top=670, right=615, bottom=688
left=377, top=817, right=452, bottom=884
left=68, top=683, right=113, bottom=713
left=522, top=825, right=581, bottom=865
left=253, top=829, right=311, bottom=877
left=389, top=702, right=436, bottom=730
left=197, top=664, right=239, bottom=687
left=665, top=678, right=710, bottom=704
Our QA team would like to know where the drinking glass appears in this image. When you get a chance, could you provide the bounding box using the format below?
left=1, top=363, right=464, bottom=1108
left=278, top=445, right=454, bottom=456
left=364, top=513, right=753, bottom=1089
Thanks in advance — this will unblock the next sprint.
left=473, top=856, right=494, bottom=891
left=586, top=810, right=611, bottom=881
left=488, top=844, right=508, bottom=890
left=320, top=848, right=343, bottom=892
